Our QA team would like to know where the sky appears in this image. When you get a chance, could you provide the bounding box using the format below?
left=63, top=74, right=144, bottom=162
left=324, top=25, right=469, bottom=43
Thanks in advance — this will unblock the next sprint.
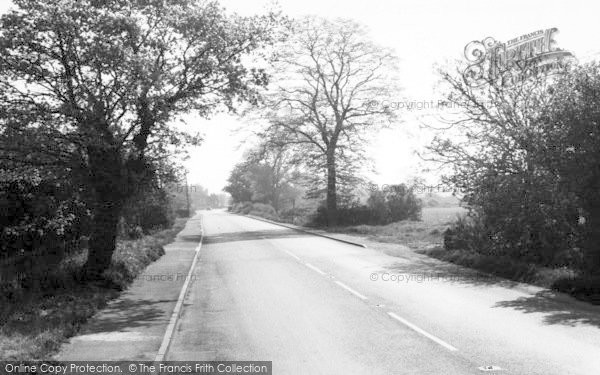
left=187, top=0, right=600, bottom=193
left=1, top=0, right=599, bottom=193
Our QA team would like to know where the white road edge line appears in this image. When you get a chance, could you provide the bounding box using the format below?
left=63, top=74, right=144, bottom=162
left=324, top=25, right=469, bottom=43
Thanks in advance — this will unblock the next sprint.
left=387, top=312, right=458, bottom=352
left=154, top=214, right=204, bottom=362
left=305, top=262, right=326, bottom=275
left=334, top=281, right=368, bottom=300
left=283, top=249, right=301, bottom=261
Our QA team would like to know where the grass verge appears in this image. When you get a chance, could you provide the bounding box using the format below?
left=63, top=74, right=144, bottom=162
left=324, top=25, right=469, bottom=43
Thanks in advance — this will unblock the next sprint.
left=330, top=207, right=468, bottom=250
left=422, top=248, right=600, bottom=304
left=422, top=247, right=574, bottom=287
left=0, top=218, right=187, bottom=360
left=332, top=207, right=600, bottom=304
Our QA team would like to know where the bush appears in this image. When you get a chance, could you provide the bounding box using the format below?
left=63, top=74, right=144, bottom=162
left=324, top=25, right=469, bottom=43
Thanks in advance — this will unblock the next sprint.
left=552, top=275, right=600, bottom=305
left=385, top=184, right=422, bottom=222
left=104, top=238, right=165, bottom=289
left=432, top=63, right=600, bottom=275
left=279, top=207, right=314, bottom=225
left=443, top=175, right=582, bottom=269
left=1, top=169, right=91, bottom=259
left=310, top=184, right=422, bottom=227
left=0, top=168, right=92, bottom=293
left=230, top=201, right=254, bottom=214
left=248, top=203, right=279, bottom=220
left=230, top=202, right=280, bottom=221
left=443, top=214, right=491, bottom=253
left=119, top=186, right=175, bottom=237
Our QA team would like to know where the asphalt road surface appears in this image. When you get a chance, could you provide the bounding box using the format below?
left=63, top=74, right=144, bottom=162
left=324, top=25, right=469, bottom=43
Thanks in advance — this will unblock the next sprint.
left=166, top=210, right=600, bottom=374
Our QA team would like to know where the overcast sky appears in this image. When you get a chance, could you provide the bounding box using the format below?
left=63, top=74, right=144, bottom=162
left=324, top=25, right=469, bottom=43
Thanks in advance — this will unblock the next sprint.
left=187, top=0, right=600, bottom=193
left=2, top=0, right=599, bottom=193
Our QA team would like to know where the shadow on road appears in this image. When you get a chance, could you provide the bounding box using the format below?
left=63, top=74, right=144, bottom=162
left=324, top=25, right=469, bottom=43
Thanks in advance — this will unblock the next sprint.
left=203, top=229, right=310, bottom=245
left=382, top=253, right=600, bottom=329
left=384, top=255, right=520, bottom=288
left=82, top=298, right=176, bottom=333
left=493, top=291, right=600, bottom=329
left=177, top=234, right=204, bottom=243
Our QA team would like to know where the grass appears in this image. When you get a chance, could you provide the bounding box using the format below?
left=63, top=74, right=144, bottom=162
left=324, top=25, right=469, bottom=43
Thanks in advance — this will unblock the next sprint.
left=230, top=202, right=281, bottom=222
left=333, top=206, right=599, bottom=302
left=0, top=218, right=187, bottom=360
left=423, top=247, right=576, bottom=287
left=335, top=206, right=467, bottom=251
left=423, top=245, right=600, bottom=304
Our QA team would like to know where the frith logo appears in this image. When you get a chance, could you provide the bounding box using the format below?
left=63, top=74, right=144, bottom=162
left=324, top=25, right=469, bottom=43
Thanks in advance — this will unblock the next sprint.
left=463, top=28, right=575, bottom=87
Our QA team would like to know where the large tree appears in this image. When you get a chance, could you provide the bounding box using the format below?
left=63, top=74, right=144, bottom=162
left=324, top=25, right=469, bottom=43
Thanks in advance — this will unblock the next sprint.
left=0, top=0, right=279, bottom=277
left=258, top=17, right=399, bottom=225
left=225, top=143, right=302, bottom=212
left=543, top=63, right=600, bottom=274
left=427, top=39, right=600, bottom=270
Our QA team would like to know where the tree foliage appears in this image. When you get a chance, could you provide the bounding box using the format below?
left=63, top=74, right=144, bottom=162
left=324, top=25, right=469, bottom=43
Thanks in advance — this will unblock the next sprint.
left=431, top=56, right=600, bottom=274
left=255, top=16, right=400, bottom=225
left=224, top=143, right=303, bottom=211
left=0, top=0, right=280, bottom=276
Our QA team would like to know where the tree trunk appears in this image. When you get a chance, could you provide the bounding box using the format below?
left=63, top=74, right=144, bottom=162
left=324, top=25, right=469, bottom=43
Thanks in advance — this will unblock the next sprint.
left=83, top=141, right=126, bottom=280
left=84, top=198, right=122, bottom=279
left=584, top=203, right=600, bottom=275
left=326, top=151, right=338, bottom=226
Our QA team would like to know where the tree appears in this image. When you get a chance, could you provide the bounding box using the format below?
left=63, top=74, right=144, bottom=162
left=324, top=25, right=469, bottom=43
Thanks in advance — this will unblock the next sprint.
left=386, top=184, right=421, bottom=222
left=257, top=17, right=399, bottom=225
left=224, top=143, right=302, bottom=212
left=0, top=0, right=279, bottom=277
left=224, top=162, right=255, bottom=204
left=427, top=39, right=590, bottom=267
left=542, top=62, right=600, bottom=274
left=365, top=184, right=421, bottom=225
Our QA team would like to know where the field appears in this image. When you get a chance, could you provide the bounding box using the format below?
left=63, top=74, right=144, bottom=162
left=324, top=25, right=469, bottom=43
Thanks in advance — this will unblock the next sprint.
left=337, top=206, right=467, bottom=251
left=421, top=206, right=468, bottom=226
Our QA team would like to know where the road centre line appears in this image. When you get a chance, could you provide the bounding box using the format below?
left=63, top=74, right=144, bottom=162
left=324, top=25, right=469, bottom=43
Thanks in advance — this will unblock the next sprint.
left=283, top=249, right=301, bottom=261
left=334, top=281, right=368, bottom=300
left=387, top=312, right=458, bottom=352
left=279, top=247, right=459, bottom=353
left=304, top=262, right=327, bottom=275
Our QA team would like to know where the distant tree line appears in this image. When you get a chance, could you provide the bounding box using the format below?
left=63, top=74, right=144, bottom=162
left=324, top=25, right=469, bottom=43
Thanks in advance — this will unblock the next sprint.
left=225, top=141, right=422, bottom=226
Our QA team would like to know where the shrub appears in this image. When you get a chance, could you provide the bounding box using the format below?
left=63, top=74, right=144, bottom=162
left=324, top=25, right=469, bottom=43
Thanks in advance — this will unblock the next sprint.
left=279, top=207, right=313, bottom=225
left=120, top=187, right=175, bottom=236
left=443, top=214, right=491, bottom=253
left=310, top=184, right=423, bottom=227
left=0, top=169, right=91, bottom=259
left=248, top=202, right=279, bottom=220
left=366, top=190, right=388, bottom=224
left=229, top=201, right=280, bottom=221
left=0, top=168, right=92, bottom=292
left=385, top=184, right=421, bottom=222
left=552, top=276, right=600, bottom=305
left=443, top=175, right=581, bottom=269
left=230, top=201, right=254, bottom=214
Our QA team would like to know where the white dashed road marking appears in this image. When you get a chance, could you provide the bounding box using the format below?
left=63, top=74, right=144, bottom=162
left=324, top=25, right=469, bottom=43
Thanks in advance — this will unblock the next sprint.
left=283, top=249, right=301, bottom=261
left=334, top=281, right=368, bottom=300
left=305, top=262, right=327, bottom=275
left=388, top=312, right=458, bottom=352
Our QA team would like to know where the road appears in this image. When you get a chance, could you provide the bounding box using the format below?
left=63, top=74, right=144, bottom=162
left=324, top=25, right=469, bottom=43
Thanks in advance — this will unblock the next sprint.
left=165, top=210, right=600, bottom=374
